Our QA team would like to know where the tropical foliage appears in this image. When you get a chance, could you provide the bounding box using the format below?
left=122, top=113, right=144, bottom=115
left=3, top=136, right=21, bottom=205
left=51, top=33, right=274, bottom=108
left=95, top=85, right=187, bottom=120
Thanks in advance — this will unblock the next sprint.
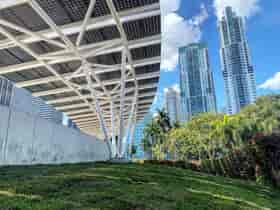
left=142, top=95, right=280, bottom=186
left=142, top=109, right=172, bottom=160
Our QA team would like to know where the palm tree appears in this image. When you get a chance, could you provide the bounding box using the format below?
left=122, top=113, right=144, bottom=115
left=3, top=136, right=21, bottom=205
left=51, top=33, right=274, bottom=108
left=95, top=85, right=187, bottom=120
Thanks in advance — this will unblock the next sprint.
left=155, top=109, right=172, bottom=132
left=142, top=119, right=163, bottom=159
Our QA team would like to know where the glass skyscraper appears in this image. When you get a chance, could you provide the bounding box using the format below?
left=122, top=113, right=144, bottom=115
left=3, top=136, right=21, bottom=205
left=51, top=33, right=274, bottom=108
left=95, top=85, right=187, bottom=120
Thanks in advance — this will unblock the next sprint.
left=164, top=87, right=181, bottom=124
left=132, top=113, right=153, bottom=159
left=179, top=43, right=217, bottom=121
left=218, top=7, right=256, bottom=114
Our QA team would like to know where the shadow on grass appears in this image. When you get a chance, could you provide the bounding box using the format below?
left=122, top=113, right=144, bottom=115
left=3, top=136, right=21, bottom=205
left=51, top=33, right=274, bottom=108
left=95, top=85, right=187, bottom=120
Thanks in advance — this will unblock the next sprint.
left=0, top=163, right=279, bottom=210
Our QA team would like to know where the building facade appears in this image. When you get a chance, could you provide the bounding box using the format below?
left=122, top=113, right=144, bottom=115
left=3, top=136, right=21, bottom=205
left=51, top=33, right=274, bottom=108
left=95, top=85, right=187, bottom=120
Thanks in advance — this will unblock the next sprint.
left=218, top=7, right=257, bottom=114
left=132, top=113, right=153, bottom=159
left=179, top=43, right=217, bottom=121
left=164, top=87, right=181, bottom=123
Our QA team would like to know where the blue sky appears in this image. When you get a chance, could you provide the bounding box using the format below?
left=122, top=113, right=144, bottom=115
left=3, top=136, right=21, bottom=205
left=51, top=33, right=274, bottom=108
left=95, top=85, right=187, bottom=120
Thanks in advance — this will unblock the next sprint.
left=152, top=0, right=280, bottom=112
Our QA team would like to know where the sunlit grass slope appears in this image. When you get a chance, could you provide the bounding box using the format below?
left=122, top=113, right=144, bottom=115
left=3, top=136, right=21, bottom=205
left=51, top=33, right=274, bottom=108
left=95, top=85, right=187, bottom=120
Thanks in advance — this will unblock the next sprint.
left=0, top=163, right=279, bottom=210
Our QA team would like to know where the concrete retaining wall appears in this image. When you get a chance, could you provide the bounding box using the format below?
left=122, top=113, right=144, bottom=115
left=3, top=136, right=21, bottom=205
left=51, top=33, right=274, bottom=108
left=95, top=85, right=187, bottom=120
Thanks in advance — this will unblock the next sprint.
left=10, top=87, right=40, bottom=116
left=0, top=105, right=109, bottom=165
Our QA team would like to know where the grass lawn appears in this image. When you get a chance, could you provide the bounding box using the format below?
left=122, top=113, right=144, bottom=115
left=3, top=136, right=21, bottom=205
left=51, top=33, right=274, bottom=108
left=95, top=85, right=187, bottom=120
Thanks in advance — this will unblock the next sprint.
left=0, top=163, right=279, bottom=210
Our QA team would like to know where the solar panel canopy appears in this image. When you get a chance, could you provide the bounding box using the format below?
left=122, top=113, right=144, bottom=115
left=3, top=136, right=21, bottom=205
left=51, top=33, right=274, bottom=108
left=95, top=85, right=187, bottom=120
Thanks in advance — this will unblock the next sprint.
left=0, top=0, right=161, bottom=142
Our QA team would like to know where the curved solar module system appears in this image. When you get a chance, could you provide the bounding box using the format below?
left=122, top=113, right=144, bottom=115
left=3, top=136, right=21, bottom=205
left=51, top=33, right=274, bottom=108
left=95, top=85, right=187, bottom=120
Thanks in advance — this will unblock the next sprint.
left=0, top=0, right=161, bottom=156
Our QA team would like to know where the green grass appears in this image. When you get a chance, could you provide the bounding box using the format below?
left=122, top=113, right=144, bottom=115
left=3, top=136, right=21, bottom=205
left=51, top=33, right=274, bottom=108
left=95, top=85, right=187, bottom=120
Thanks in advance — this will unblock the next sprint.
left=0, top=163, right=279, bottom=210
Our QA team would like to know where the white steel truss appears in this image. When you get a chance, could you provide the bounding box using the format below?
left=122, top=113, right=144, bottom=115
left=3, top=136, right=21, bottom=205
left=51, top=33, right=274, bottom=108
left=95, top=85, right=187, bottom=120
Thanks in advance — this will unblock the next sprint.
left=0, top=0, right=161, bottom=159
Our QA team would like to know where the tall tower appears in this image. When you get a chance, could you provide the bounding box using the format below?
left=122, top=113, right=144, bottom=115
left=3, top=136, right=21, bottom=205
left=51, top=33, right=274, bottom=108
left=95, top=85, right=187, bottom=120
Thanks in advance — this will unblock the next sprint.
left=164, top=87, right=181, bottom=123
left=179, top=43, right=217, bottom=121
left=218, top=7, right=257, bottom=114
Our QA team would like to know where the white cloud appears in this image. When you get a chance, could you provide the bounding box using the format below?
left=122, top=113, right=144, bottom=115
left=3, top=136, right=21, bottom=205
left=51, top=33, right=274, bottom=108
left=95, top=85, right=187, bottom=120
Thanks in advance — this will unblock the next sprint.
left=189, top=4, right=209, bottom=26
left=161, top=1, right=208, bottom=71
left=163, top=84, right=180, bottom=93
left=153, top=112, right=159, bottom=118
left=172, top=83, right=180, bottom=92
left=259, top=72, right=280, bottom=91
left=213, top=0, right=261, bottom=19
left=160, top=0, right=181, bottom=15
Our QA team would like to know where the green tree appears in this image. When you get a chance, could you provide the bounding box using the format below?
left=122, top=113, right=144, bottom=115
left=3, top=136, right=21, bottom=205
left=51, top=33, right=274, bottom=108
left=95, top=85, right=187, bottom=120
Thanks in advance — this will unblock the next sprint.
left=143, top=94, right=280, bottom=180
left=142, top=109, right=173, bottom=160
left=143, top=120, right=161, bottom=159
left=154, top=108, right=172, bottom=132
left=240, top=95, right=280, bottom=180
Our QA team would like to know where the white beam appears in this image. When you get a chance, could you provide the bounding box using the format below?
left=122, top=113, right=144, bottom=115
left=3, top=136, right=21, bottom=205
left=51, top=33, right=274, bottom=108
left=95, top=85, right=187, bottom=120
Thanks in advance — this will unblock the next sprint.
left=67, top=104, right=151, bottom=121
left=76, top=109, right=150, bottom=126
left=56, top=103, right=89, bottom=111
left=15, top=56, right=160, bottom=88
left=118, top=50, right=126, bottom=156
left=65, top=103, right=131, bottom=116
left=0, top=35, right=160, bottom=76
left=76, top=0, right=97, bottom=47
left=32, top=72, right=159, bottom=97
left=66, top=109, right=94, bottom=116
left=56, top=95, right=154, bottom=111
left=46, top=83, right=157, bottom=105
left=77, top=112, right=148, bottom=128
left=47, top=95, right=90, bottom=105
left=110, top=100, right=117, bottom=157
left=71, top=113, right=96, bottom=120
left=105, top=0, right=141, bottom=158
left=77, top=115, right=147, bottom=127
left=70, top=104, right=151, bottom=122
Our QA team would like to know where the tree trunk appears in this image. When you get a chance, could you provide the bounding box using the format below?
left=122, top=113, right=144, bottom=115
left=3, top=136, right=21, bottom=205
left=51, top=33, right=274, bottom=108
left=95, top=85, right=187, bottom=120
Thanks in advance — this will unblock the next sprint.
left=225, top=155, right=233, bottom=176
left=207, top=150, right=215, bottom=174
left=255, top=163, right=262, bottom=180
left=272, top=167, right=280, bottom=187
left=218, top=158, right=227, bottom=176
left=160, top=144, right=163, bottom=160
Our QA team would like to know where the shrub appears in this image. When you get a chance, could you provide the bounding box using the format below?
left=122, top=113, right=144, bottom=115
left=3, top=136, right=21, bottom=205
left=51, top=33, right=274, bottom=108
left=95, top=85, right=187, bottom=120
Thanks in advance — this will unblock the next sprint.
left=200, top=149, right=255, bottom=180
left=142, top=160, right=198, bottom=170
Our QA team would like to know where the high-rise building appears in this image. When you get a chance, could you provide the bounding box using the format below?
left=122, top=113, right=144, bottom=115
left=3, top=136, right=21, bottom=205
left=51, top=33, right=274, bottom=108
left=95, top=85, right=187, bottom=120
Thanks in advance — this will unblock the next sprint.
left=132, top=113, right=153, bottom=159
left=179, top=43, right=217, bottom=121
left=218, top=7, right=257, bottom=114
left=164, top=87, right=181, bottom=123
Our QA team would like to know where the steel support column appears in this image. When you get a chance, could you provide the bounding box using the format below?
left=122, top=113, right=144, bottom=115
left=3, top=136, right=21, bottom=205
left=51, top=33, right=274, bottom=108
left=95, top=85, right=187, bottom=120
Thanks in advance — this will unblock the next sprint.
left=118, top=49, right=127, bottom=157
left=110, top=100, right=117, bottom=158
left=122, top=96, right=137, bottom=157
